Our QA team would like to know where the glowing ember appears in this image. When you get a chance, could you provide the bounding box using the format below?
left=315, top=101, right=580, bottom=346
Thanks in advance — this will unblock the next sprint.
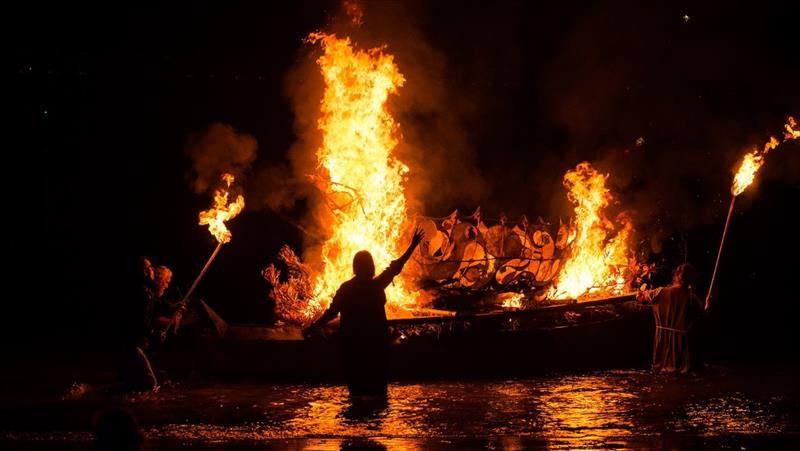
left=547, top=163, right=634, bottom=300
left=305, top=33, right=416, bottom=316
left=198, top=173, right=245, bottom=243
left=731, top=116, right=798, bottom=196
left=501, top=292, right=524, bottom=309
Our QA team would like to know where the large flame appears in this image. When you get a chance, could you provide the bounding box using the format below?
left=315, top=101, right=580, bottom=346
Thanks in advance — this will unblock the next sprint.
left=548, top=163, right=634, bottom=300
left=731, top=116, right=798, bottom=196
left=306, top=32, right=415, bottom=315
left=198, top=173, right=245, bottom=243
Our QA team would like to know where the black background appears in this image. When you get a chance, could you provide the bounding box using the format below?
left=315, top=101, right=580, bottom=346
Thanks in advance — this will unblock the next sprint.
left=8, top=1, right=798, bottom=360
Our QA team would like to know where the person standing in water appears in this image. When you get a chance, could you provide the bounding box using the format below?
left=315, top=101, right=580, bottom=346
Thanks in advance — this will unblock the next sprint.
left=304, top=228, right=425, bottom=396
left=637, top=263, right=706, bottom=373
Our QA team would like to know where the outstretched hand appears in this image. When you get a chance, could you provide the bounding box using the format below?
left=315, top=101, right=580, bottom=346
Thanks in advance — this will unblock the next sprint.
left=411, top=227, right=425, bottom=247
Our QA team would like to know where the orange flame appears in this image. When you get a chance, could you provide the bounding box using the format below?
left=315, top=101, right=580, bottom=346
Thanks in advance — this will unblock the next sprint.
left=198, top=173, right=245, bottom=243
left=305, top=33, right=415, bottom=316
left=548, top=163, right=634, bottom=300
left=731, top=116, right=798, bottom=196
left=501, top=292, right=524, bottom=309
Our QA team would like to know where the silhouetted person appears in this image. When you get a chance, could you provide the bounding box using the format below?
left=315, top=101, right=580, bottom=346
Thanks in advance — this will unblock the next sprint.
left=304, top=228, right=425, bottom=396
left=93, top=408, right=144, bottom=451
left=637, top=263, right=706, bottom=373
left=116, top=257, right=159, bottom=392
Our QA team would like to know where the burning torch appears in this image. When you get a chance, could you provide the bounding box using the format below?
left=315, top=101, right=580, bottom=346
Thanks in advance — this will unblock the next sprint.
left=706, top=117, right=799, bottom=309
left=161, top=173, right=244, bottom=340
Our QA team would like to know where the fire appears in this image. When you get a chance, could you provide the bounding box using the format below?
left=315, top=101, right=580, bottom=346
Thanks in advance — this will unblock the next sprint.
left=548, top=162, right=634, bottom=300
left=305, top=33, right=415, bottom=316
left=501, top=292, right=524, bottom=309
left=198, top=173, right=245, bottom=243
left=731, top=116, right=799, bottom=196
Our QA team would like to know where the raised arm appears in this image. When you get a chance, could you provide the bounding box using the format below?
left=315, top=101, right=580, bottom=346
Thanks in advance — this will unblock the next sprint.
left=375, top=227, right=425, bottom=288
left=397, top=227, right=425, bottom=268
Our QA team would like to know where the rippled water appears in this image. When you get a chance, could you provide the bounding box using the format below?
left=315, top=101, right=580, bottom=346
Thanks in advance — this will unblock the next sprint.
left=2, top=365, right=799, bottom=449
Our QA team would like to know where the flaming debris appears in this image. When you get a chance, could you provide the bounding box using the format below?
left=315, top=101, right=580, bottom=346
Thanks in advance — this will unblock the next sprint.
left=501, top=292, right=525, bottom=309
left=547, top=163, right=636, bottom=300
left=263, top=246, right=316, bottom=326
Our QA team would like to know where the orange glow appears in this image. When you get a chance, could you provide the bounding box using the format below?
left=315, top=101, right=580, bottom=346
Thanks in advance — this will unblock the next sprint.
left=732, top=116, right=798, bottom=196
left=305, top=33, right=416, bottom=317
left=501, top=292, right=524, bottom=309
left=198, top=173, right=245, bottom=243
left=547, top=163, right=634, bottom=300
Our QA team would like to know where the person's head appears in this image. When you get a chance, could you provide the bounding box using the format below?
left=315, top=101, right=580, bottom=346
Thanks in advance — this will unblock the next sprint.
left=672, top=263, right=697, bottom=290
left=141, top=257, right=154, bottom=283
left=93, top=408, right=144, bottom=451
left=353, top=251, right=375, bottom=279
left=153, top=265, right=172, bottom=296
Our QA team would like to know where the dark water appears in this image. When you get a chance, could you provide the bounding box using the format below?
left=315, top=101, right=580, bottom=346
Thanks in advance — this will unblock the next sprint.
left=2, top=364, right=799, bottom=449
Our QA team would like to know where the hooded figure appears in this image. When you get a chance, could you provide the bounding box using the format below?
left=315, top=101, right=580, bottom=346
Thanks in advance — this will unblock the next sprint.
left=637, top=263, right=705, bottom=373
left=304, top=228, right=424, bottom=396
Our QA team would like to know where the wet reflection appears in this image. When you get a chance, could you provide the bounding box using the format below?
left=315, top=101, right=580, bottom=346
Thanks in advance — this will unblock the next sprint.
left=539, top=375, right=636, bottom=447
left=4, top=366, right=798, bottom=449
left=338, top=438, right=387, bottom=451
left=341, top=395, right=388, bottom=423
left=682, top=394, right=782, bottom=435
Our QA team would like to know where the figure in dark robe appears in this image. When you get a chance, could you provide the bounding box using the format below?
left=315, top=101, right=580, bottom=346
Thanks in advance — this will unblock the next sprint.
left=304, top=228, right=425, bottom=397
left=116, top=257, right=166, bottom=391
left=637, top=263, right=705, bottom=373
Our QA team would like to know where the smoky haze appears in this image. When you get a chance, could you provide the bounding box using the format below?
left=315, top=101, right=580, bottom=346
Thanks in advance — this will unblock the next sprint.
left=261, top=0, right=798, bottom=260
left=184, top=122, right=258, bottom=194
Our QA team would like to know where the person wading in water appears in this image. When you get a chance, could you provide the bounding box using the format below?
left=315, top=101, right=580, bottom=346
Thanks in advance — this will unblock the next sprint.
left=304, top=228, right=425, bottom=397
left=637, top=263, right=706, bottom=373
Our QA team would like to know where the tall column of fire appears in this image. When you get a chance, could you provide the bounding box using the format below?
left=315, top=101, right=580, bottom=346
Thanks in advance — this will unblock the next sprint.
left=305, top=33, right=417, bottom=316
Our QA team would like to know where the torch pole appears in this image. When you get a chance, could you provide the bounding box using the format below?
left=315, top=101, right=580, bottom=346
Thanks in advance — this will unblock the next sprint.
left=161, top=240, right=224, bottom=341
left=180, top=240, right=224, bottom=305
left=706, top=195, right=736, bottom=308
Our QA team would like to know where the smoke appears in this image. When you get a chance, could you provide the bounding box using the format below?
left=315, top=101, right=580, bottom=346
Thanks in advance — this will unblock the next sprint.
left=262, top=0, right=500, bottom=264
left=269, top=0, right=799, bottom=263
left=184, top=122, right=258, bottom=194
left=538, top=1, right=800, bottom=255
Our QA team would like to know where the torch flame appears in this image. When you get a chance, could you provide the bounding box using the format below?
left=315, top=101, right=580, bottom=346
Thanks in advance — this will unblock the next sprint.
left=198, top=173, right=245, bottom=243
left=305, top=33, right=416, bottom=316
left=548, top=162, right=634, bottom=300
left=731, top=116, right=798, bottom=196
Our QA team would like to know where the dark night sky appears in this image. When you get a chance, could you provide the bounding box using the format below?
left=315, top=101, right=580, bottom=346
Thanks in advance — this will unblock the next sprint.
left=8, top=1, right=799, bottom=356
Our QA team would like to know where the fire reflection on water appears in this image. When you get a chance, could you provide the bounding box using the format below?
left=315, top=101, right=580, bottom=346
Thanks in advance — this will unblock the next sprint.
left=3, top=368, right=796, bottom=449
left=538, top=376, right=636, bottom=448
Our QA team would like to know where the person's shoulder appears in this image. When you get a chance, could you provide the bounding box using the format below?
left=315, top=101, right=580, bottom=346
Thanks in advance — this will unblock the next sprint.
left=338, top=278, right=357, bottom=291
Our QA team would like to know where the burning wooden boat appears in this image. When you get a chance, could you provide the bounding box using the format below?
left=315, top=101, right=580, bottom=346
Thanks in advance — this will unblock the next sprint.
left=194, top=295, right=653, bottom=380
